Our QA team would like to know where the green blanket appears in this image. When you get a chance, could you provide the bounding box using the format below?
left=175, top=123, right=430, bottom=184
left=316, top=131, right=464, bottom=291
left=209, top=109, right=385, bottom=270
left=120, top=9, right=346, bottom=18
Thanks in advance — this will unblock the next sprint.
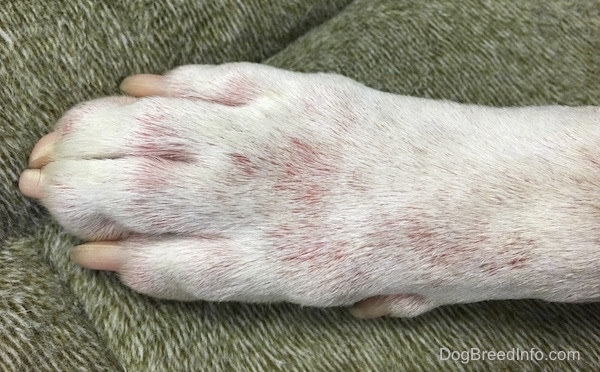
left=2, top=1, right=599, bottom=370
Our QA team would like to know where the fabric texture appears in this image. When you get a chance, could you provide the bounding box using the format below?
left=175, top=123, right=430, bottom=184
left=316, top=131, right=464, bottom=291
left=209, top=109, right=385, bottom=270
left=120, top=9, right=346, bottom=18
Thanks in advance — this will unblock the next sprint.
left=1, top=0, right=599, bottom=370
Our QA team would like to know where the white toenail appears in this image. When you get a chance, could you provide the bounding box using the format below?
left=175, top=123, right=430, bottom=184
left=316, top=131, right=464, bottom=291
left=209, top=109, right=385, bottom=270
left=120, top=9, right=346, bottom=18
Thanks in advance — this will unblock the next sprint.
left=29, top=132, right=57, bottom=168
left=120, top=74, right=167, bottom=97
left=18, top=169, right=44, bottom=199
left=71, top=243, right=123, bottom=272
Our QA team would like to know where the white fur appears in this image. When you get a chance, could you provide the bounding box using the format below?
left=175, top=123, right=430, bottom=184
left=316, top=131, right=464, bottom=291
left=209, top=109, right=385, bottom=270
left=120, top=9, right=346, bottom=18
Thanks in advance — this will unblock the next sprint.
left=41, top=63, right=600, bottom=317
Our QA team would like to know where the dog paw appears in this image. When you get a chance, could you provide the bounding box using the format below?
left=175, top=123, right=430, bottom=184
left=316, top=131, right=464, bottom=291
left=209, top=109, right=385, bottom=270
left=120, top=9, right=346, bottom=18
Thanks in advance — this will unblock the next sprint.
left=21, top=63, right=436, bottom=316
left=20, top=63, right=600, bottom=317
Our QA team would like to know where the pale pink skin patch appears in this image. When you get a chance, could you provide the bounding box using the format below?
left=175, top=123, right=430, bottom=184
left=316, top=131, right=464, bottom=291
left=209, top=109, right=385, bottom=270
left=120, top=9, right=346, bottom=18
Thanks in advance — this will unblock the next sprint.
left=133, top=112, right=196, bottom=163
left=22, top=62, right=600, bottom=318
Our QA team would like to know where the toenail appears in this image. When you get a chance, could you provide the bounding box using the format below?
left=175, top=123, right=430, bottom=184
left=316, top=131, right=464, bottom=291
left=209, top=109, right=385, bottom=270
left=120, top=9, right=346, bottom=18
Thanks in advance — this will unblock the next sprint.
left=349, top=296, right=392, bottom=319
left=29, top=132, right=58, bottom=168
left=71, top=242, right=123, bottom=272
left=120, top=74, right=167, bottom=97
left=19, top=169, right=44, bottom=199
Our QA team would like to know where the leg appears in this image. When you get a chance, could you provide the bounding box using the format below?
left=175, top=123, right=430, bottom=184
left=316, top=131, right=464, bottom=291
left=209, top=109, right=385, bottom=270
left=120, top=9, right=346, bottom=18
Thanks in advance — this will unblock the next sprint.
left=20, top=63, right=600, bottom=317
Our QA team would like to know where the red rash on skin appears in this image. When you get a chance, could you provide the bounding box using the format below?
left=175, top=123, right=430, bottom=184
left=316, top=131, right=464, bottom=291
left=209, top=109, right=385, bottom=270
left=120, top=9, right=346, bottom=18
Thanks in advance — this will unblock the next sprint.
left=56, top=108, right=90, bottom=136
left=479, top=254, right=531, bottom=275
left=230, top=153, right=258, bottom=177
left=229, top=137, right=335, bottom=189
left=262, top=137, right=354, bottom=274
left=198, top=75, right=258, bottom=106
left=481, top=262, right=500, bottom=275
left=86, top=216, right=125, bottom=240
left=212, top=81, right=257, bottom=106
left=269, top=222, right=365, bottom=291
left=134, top=142, right=195, bottom=162
left=377, top=208, right=532, bottom=275
left=272, top=137, right=334, bottom=205
left=509, top=256, right=529, bottom=269
left=134, top=114, right=195, bottom=163
left=128, top=159, right=173, bottom=192
left=59, top=117, right=74, bottom=135
left=282, top=241, right=327, bottom=264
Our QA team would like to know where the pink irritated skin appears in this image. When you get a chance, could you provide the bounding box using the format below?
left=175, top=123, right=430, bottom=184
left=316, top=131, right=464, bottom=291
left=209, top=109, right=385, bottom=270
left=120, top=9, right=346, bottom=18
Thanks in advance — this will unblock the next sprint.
left=132, top=113, right=196, bottom=163
left=271, top=137, right=335, bottom=205
left=19, top=63, right=600, bottom=319
left=202, top=74, right=259, bottom=106
left=230, top=153, right=259, bottom=177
